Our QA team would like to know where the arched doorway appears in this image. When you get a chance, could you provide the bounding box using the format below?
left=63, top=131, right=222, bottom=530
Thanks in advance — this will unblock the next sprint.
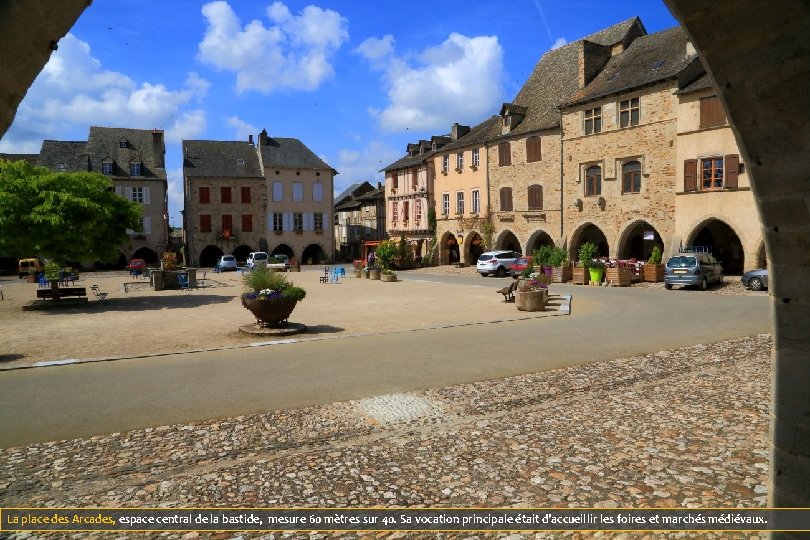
left=495, top=230, right=522, bottom=253
left=440, top=232, right=460, bottom=265
left=527, top=230, right=555, bottom=255
left=688, top=219, right=744, bottom=274
left=233, top=244, right=253, bottom=265
left=131, top=247, right=158, bottom=264
left=199, top=245, right=223, bottom=268
left=618, top=221, right=663, bottom=261
left=570, top=223, right=609, bottom=260
left=467, top=232, right=484, bottom=264
left=301, top=244, right=325, bottom=265
left=271, top=244, right=295, bottom=260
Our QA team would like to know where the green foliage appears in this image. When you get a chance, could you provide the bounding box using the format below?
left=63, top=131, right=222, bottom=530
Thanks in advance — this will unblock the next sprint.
left=427, top=206, right=437, bottom=233
left=243, top=265, right=306, bottom=301
left=648, top=245, right=663, bottom=264
left=0, top=159, right=141, bottom=264
left=577, top=242, right=599, bottom=268
left=532, top=245, right=554, bottom=266
left=374, top=239, right=398, bottom=270
left=520, top=267, right=534, bottom=278
left=395, top=234, right=415, bottom=269
left=547, top=246, right=568, bottom=267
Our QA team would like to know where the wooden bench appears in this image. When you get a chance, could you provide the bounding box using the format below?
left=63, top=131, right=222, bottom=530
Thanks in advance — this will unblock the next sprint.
left=36, top=287, right=87, bottom=300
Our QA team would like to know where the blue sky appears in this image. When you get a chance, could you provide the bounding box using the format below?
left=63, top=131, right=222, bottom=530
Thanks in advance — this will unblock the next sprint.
left=0, top=1, right=677, bottom=226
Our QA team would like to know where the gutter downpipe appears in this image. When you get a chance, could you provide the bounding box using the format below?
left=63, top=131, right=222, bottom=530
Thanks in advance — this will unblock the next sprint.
left=559, top=108, right=565, bottom=248
left=484, top=140, right=492, bottom=251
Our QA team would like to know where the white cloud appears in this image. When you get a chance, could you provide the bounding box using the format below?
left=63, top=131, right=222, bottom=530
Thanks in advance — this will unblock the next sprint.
left=226, top=115, right=259, bottom=140
left=332, top=140, right=401, bottom=195
left=197, top=1, right=349, bottom=94
left=165, top=165, right=186, bottom=226
left=362, top=33, right=504, bottom=133
left=551, top=37, right=567, bottom=50
left=0, top=33, right=209, bottom=151
left=355, top=35, right=394, bottom=61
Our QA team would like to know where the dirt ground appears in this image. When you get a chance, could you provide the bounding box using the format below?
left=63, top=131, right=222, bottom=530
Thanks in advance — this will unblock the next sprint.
left=0, top=267, right=563, bottom=369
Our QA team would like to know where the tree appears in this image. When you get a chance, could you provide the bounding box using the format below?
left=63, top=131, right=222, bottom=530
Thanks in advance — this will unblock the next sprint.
left=0, top=159, right=142, bottom=265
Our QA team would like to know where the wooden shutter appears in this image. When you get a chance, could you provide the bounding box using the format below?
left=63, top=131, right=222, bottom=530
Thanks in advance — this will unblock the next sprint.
left=241, top=214, right=252, bottom=232
left=499, top=142, right=511, bottom=166
left=684, top=159, right=697, bottom=191
left=700, top=96, right=726, bottom=128
left=528, top=184, right=543, bottom=210
left=199, top=186, right=210, bottom=204
left=143, top=186, right=151, bottom=205
left=500, top=187, right=513, bottom=211
left=241, top=186, right=251, bottom=203
left=526, top=137, right=541, bottom=162
left=221, top=186, right=232, bottom=204
left=724, top=154, right=739, bottom=189
left=200, top=215, right=211, bottom=232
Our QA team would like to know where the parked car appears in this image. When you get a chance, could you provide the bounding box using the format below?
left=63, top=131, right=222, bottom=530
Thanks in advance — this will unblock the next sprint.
left=664, top=252, right=724, bottom=290
left=741, top=268, right=768, bottom=291
left=477, top=250, right=521, bottom=277
left=18, top=258, right=42, bottom=279
left=510, top=257, right=533, bottom=278
left=272, top=254, right=291, bottom=268
left=216, top=255, right=238, bottom=272
left=128, top=258, right=146, bottom=276
left=246, top=251, right=269, bottom=268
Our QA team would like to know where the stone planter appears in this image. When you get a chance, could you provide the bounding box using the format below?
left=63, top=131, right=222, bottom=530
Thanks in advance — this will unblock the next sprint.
left=380, top=272, right=397, bottom=282
left=552, top=264, right=572, bottom=283
left=515, top=289, right=547, bottom=312
left=354, top=269, right=362, bottom=278
left=241, top=297, right=297, bottom=327
left=369, top=268, right=381, bottom=280
left=643, top=263, right=664, bottom=282
left=288, top=264, right=301, bottom=272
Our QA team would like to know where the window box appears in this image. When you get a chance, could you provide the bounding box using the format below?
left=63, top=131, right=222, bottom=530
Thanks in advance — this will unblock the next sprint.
left=314, top=230, right=323, bottom=235
left=294, top=230, right=303, bottom=235
left=469, top=165, right=478, bottom=171
left=455, top=167, right=463, bottom=173
left=274, top=231, right=283, bottom=235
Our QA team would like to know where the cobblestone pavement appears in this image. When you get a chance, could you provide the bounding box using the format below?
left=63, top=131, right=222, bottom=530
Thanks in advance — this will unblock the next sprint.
left=0, top=334, right=771, bottom=540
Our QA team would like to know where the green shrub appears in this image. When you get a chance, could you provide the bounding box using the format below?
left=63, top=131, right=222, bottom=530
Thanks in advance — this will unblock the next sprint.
left=532, top=245, right=554, bottom=266
left=577, top=242, right=599, bottom=268
left=548, top=246, right=568, bottom=267
left=375, top=240, right=397, bottom=270
left=243, top=265, right=306, bottom=301
left=648, top=245, right=663, bottom=264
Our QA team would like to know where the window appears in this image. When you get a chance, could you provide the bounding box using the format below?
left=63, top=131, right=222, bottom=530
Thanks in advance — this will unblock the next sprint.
left=314, top=213, right=324, bottom=231
left=293, top=182, right=303, bottom=201
left=699, top=96, right=727, bottom=128
left=411, top=169, right=418, bottom=188
left=442, top=155, right=450, bottom=174
left=119, top=139, right=128, bottom=148
left=701, top=157, right=724, bottom=189
left=442, top=193, right=450, bottom=216
left=528, top=184, right=543, bottom=210
left=619, top=98, right=640, bottom=128
left=622, top=161, right=642, bottom=193
left=472, top=148, right=480, bottom=168
left=241, top=214, right=253, bottom=233
left=498, top=142, right=511, bottom=166
left=456, top=191, right=464, bottom=215
left=293, top=212, right=303, bottom=232
left=57, top=163, right=67, bottom=171
left=526, top=136, right=542, bottom=162
left=415, top=200, right=422, bottom=223
left=471, top=189, right=480, bottom=214
left=402, top=201, right=409, bottom=222
left=499, top=187, right=513, bottom=211
left=313, top=182, right=323, bottom=202
left=199, top=186, right=210, bottom=204
left=241, top=186, right=251, bottom=203
left=456, top=152, right=463, bottom=170
left=130, top=162, right=141, bottom=176
left=272, top=213, right=283, bottom=232
left=131, top=187, right=144, bottom=204
left=584, top=107, right=602, bottom=134
left=221, top=186, right=232, bottom=204
left=392, top=201, right=399, bottom=222
left=221, top=214, right=233, bottom=236
left=272, top=181, right=283, bottom=201
left=200, top=214, right=212, bottom=233
left=391, top=171, right=398, bottom=191
left=585, top=165, right=602, bottom=196
left=102, top=161, right=113, bottom=175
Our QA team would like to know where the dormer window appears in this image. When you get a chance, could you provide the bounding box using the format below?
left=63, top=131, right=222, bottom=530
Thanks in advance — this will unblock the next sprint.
left=56, top=164, right=67, bottom=171
left=236, top=158, right=245, bottom=166
left=102, top=160, right=113, bottom=175
left=119, top=138, right=129, bottom=148
left=130, top=162, right=142, bottom=176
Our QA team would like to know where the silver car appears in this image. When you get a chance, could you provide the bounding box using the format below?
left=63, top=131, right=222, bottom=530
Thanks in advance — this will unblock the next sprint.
left=664, top=252, right=724, bottom=290
left=216, top=255, right=238, bottom=272
left=477, top=250, right=521, bottom=277
left=741, top=268, right=768, bottom=291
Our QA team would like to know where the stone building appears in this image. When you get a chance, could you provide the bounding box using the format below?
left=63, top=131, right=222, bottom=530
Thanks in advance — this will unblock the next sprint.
left=37, top=126, right=169, bottom=266
left=182, top=139, right=266, bottom=267
left=334, top=181, right=376, bottom=261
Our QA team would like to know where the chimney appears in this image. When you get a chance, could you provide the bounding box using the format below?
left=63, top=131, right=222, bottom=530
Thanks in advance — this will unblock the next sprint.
left=152, top=129, right=165, bottom=168
left=259, top=129, right=270, bottom=146
left=377, top=181, right=382, bottom=190
left=248, top=134, right=254, bottom=145
left=451, top=123, right=470, bottom=141
left=579, top=40, right=612, bottom=88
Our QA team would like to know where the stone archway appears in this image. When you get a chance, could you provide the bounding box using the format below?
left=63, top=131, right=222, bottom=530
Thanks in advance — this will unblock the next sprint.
left=526, top=230, right=555, bottom=255
left=131, top=247, right=158, bottom=264
left=198, top=245, right=223, bottom=268
left=618, top=220, right=663, bottom=261
left=301, top=244, right=325, bottom=265
left=439, top=231, right=460, bottom=265
left=495, top=230, right=521, bottom=253
left=569, top=223, right=609, bottom=261
left=687, top=218, right=744, bottom=275
left=271, top=244, right=295, bottom=260
left=465, top=232, right=485, bottom=265
left=233, top=244, right=253, bottom=265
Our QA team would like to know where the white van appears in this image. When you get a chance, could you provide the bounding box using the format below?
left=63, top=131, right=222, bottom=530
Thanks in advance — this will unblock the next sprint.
left=246, top=251, right=269, bottom=268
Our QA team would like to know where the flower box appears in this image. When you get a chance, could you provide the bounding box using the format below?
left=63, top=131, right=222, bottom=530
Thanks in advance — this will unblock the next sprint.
left=241, top=297, right=297, bottom=327
left=643, top=263, right=664, bottom=282
left=552, top=264, right=572, bottom=283
left=571, top=266, right=587, bottom=285
left=605, top=266, right=632, bottom=287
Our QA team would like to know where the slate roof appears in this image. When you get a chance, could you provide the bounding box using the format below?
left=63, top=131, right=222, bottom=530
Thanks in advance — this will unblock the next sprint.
left=85, top=126, right=167, bottom=179
left=335, top=182, right=364, bottom=207
left=439, top=116, right=502, bottom=153
left=36, top=141, right=89, bottom=171
left=182, top=140, right=263, bottom=178
left=259, top=137, right=335, bottom=173
left=356, top=187, right=384, bottom=202
left=563, top=26, right=697, bottom=107
left=0, top=153, right=39, bottom=166
left=335, top=181, right=375, bottom=210
left=677, top=71, right=714, bottom=94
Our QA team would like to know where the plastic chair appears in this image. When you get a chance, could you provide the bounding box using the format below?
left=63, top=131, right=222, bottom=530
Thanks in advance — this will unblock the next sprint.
left=90, top=285, right=108, bottom=302
left=37, top=273, right=48, bottom=288
left=177, top=274, right=190, bottom=290
left=319, top=267, right=330, bottom=284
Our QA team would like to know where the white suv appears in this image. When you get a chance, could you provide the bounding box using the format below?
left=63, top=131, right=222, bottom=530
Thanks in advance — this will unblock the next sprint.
left=477, top=250, right=521, bottom=277
left=246, top=251, right=269, bottom=268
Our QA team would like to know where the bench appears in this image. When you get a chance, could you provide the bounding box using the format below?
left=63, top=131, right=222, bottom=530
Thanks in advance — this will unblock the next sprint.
left=497, top=281, right=518, bottom=302
left=36, top=287, right=87, bottom=300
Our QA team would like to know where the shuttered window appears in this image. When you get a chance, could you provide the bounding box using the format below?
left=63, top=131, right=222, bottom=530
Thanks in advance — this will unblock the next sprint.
left=725, top=154, right=739, bottom=189
left=585, top=166, right=601, bottom=196
left=528, top=184, right=543, bottom=210
left=241, top=214, right=253, bottom=233
left=684, top=159, right=697, bottom=191
left=199, top=187, right=210, bottom=204
left=499, top=187, right=513, bottom=211
left=498, top=142, right=511, bottom=166
left=622, top=161, right=642, bottom=193
left=526, top=136, right=541, bottom=162
left=699, top=96, right=726, bottom=128
left=241, top=186, right=251, bottom=203
left=221, top=215, right=233, bottom=237
left=221, top=187, right=232, bottom=204
left=200, top=214, right=211, bottom=232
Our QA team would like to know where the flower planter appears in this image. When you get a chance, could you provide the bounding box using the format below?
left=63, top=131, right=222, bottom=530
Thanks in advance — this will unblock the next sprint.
left=241, top=297, right=297, bottom=327
left=369, top=268, right=381, bottom=280
left=354, top=269, right=362, bottom=278
left=552, top=264, right=572, bottom=283
left=605, top=267, right=632, bottom=287
left=541, top=265, right=553, bottom=279
left=572, top=266, right=587, bottom=285
left=515, top=289, right=547, bottom=312
left=380, top=272, right=397, bottom=282
left=643, top=263, right=664, bottom=282
left=588, top=267, right=605, bottom=284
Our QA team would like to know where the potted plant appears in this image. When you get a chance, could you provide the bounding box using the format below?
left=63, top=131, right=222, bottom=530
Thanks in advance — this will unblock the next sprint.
left=605, top=261, right=632, bottom=286
left=532, top=245, right=554, bottom=278
left=240, top=265, right=306, bottom=327
left=548, top=245, right=571, bottom=283
left=374, top=240, right=397, bottom=282
left=587, top=258, right=606, bottom=285
left=515, top=272, right=550, bottom=311
left=352, top=259, right=364, bottom=278
left=380, top=268, right=397, bottom=282
left=643, top=245, right=665, bottom=282
left=288, top=257, right=301, bottom=272
left=576, top=242, right=604, bottom=285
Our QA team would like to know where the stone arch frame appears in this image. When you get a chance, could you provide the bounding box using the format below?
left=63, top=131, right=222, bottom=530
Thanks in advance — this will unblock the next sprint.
left=198, top=245, right=224, bottom=268
left=684, top=216, right=748, bottom=274
left=438, top=230, right=460, bottom=265
left=130, top=247, right=158, bottom=264
left=525, top=229, right=556, bottom=256
left=271, top=243, right=295, bottom=260
left=568, top=221, right=611, bottom=261
left=301, top=244, right=325, bottom=265
left=756, top=240, right=768, bottom=269
left=462, top=230, right=485, bottom=266
left=233, top=244, right=253, bottom=265
left=494, top=229, right=522, bottom=253
left=615, top=218, right=665, bottom=261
